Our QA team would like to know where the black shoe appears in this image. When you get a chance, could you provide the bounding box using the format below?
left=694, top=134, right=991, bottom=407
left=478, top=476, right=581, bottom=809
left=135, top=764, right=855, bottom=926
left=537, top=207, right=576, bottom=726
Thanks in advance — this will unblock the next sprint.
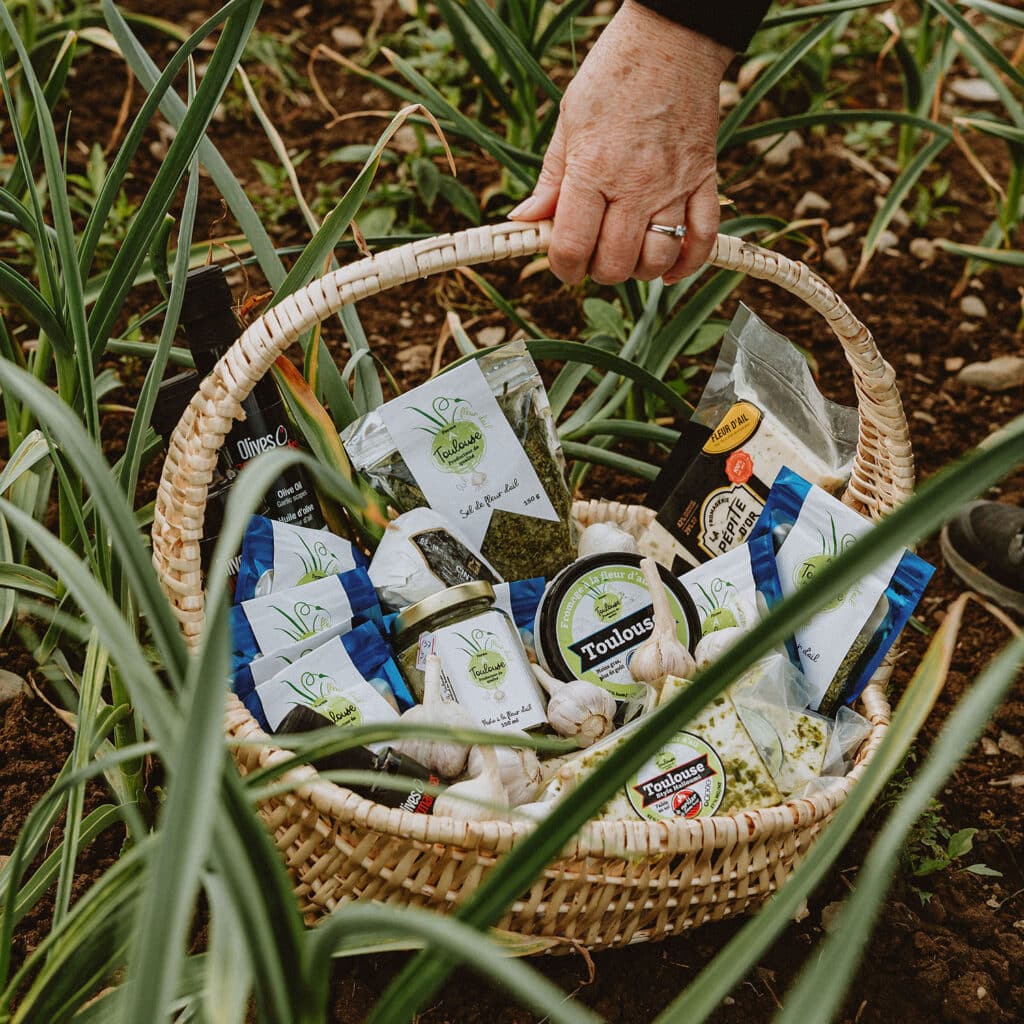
left=940, top=501, right=1024, bottom=613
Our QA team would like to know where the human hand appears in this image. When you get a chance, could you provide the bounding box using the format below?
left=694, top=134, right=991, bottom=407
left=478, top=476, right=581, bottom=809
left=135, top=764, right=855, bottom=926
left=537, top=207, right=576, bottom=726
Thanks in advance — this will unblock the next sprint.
left=509, top=0, right=731, bottom=286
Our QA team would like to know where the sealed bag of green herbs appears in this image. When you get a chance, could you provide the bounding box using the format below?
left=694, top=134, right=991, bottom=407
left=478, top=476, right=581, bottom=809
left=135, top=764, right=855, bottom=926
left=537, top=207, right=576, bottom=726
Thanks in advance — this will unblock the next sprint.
left=341, top=341, right=577, bottom=581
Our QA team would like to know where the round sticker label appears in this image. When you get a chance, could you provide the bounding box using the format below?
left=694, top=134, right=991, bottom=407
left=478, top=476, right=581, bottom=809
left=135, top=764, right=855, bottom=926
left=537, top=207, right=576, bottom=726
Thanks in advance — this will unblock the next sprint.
left=626, top=731, right=726, bottom=821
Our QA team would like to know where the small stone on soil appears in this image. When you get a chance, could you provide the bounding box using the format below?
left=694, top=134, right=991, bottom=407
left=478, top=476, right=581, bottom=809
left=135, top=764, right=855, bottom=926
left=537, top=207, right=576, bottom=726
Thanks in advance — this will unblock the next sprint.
left=945, top=356, right=965, bottom=372
left=826, top=222, right=856, bottom=244
left=959, top=294, right=988, bottom=318
left=719, top=81, right=740, bottom=109
left=794, top=191, right=831, bottom=217
left=476, top=326, right=506, bottom=347
left=751, top=130, right=804, bottom=168
left=949, top=78, right=1002, bottom=104
left=823, top=246, right=849, bottom=275
left=981, top=736, right=1000, bottom=756
left=905, top=353, right=923, bottom=367
left=874, top=194, right=910, bottom=229
left=957, top=355, right=1024, bottom=391
left=877, top=229, right=900, bottom=252
left=910, top=238, right=937, bottom=263
left=330, top=26, right=364, bottom=50
left=997, top=731, right=1023, bottom=757
left=821, top=899, right=845, bottom=934
left=0, top=670, right=27, bottom=707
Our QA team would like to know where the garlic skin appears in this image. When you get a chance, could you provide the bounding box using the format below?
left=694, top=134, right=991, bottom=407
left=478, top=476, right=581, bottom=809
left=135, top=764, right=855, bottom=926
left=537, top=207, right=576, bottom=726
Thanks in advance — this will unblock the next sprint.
left=391, top=655, right=473, bottom=779
left=694, top=626, right=745, bottom=670
left=629, top=557, right=697, bottom=686
left=531, top=663, right=616, bottom=747
left=577, top=522, right=639, bottom=560
left=466, top=737, right=542, bottom=807
left=433, top=743, right=509, bottom=820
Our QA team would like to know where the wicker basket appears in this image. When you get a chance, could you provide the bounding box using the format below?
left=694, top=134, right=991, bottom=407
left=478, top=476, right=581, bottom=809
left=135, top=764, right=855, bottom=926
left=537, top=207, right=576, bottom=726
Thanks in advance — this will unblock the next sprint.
left=152, top=221, right=914, bottom=952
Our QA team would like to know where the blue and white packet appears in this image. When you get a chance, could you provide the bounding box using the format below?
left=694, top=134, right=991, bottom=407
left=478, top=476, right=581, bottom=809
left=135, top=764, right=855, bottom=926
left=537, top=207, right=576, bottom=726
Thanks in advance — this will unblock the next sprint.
left=231, top=567, right=380, bottom=678
left=234, top=515, right=368, bottom=603
left=679, top=534, right=799, bottom=667
left=493, top=577, right=545, bottom=654
left=248, top=621, right=405, bottom=739
left=749, top=467, right=934, bottom=715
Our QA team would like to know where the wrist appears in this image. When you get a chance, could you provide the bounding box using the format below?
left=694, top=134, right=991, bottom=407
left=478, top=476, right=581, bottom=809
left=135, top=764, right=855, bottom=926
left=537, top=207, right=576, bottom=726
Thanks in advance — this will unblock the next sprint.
left=621, top=0, right=735, bottom=75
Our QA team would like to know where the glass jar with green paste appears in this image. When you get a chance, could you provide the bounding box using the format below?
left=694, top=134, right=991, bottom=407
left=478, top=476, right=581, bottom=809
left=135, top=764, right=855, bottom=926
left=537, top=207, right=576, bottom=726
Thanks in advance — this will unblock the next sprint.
left=392, top=581, right=547, bottom=732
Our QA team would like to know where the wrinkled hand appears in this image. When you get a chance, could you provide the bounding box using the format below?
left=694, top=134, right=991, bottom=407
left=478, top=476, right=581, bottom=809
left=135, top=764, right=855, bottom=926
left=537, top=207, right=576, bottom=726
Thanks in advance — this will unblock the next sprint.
left=510, top=1, right=731, bottom=286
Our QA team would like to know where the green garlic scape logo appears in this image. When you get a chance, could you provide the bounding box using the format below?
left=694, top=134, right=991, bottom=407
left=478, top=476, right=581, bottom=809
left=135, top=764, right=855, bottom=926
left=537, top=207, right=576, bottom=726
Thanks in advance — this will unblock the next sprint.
left=455, top=628, right=508, bottom=698
left=584, top=579, right=623, bottom=624
left=412, top=396, right=488, bottom=475
left=793, top=515, right=857, bottom=610
left=695, top=578, right=738, bottom=634
left=294, top=536, right=339, bottom=586
left=654, top=750, right=676, bottom=771
left=285, top=671, right=361, bottom=728
left=273, top=599, right=332, bottom=642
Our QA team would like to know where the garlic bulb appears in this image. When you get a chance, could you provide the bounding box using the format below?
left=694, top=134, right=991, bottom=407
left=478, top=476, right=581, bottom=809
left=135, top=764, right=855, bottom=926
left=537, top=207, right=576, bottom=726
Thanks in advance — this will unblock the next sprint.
left=694, top=626, right=745, bottom=670
left=466, top=737, right=542, bottom=807
left=433, top=743, right=509, bottom=820
left=531, top=663, right=616, bottom=747
left=629, top=557, right=697, bottom=686
left=577, top=522, right=639, bottom=559
left=391, top=655, right=473, bottom=779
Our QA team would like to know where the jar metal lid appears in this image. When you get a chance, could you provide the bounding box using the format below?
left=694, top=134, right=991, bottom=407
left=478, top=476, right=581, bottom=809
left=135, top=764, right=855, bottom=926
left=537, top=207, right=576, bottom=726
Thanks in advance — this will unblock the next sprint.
left=392, top=580, right=496, bottom=637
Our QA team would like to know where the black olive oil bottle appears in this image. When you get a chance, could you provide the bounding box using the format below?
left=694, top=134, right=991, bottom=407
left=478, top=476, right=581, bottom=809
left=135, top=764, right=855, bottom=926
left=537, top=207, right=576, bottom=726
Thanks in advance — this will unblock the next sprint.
left=180, top=265, right=325, bottom=530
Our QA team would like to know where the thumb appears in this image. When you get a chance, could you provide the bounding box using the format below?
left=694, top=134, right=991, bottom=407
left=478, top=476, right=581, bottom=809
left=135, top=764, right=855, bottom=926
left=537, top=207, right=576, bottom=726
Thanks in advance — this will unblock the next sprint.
left=510, top=118, right=566, bottom=221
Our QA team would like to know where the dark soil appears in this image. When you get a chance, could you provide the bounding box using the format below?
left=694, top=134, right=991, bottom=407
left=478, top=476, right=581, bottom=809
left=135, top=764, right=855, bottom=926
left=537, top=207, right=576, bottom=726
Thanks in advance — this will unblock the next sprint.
left=1, top=2, right=1022, bottom=1022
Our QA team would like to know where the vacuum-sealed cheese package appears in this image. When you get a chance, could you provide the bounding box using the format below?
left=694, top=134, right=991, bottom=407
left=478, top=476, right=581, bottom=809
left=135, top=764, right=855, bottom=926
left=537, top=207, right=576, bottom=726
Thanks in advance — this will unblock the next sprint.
left=234, top=515, right=369, bottom=603
left=641, top=304, right=859, bottom=569
left=748, top=467, right=934, bottom=715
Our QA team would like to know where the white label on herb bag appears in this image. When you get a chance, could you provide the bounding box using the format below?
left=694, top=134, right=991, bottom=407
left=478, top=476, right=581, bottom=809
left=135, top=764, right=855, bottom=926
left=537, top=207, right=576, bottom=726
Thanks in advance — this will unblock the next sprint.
left=680, top=545, right=760, bottom=635
left=255, top=635, right=399, bottom=736
left=386, top=360, right=558, bottom=550
left=256, top=520, right=360, bottom=596
left=773, top=485, right=902, bottom=709
left=430, top=609, right=546, bottom=732
left=241, top=575, right=356, bottom=657
left=246, top=617, right=356, bottom=689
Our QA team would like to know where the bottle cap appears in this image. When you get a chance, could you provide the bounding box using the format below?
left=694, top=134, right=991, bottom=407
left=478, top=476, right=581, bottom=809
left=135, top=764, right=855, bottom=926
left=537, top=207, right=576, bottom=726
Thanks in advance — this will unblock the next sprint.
left=150, top=370, right=199, bottom=439
left=392, top=580, right=496, bottom=638
left=180, top=265, right=236, bottom=330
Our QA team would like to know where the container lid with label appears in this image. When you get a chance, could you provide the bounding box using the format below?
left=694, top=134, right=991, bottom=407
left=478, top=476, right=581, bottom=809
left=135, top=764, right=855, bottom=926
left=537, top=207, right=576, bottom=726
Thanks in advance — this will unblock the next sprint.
left=535, top=553, right=701, bottom=700
left=392, top=580, right=496, bottom=638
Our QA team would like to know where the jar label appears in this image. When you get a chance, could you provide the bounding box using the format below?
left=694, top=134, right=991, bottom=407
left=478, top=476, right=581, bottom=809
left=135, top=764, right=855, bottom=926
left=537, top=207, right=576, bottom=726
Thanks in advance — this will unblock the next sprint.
left=385, top=360, right=558, bottom=550
left=625, top=731, right=726, bottom=821
left=430, top=609, right=546, bottom=732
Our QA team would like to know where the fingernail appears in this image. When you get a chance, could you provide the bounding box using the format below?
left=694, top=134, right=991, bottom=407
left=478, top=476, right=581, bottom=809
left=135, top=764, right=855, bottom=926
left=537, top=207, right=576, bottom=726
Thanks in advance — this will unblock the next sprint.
left=509, top=195, right=540, bottom=219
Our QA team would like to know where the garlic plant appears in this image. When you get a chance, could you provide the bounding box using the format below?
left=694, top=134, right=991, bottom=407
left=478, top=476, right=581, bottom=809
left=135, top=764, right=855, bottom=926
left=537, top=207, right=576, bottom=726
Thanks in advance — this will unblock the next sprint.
left=629, top=557, right=697, bottom=686
left=391, top=654, right=473, bottom=779
left=433, top=743, right=509, bottom=821
left=531, top=663, right=616, bottom=747
left=694, top=625, right=745, bottom=670
left=576, top=522, right=639, bottom=559
left=467, top=738, right=542, bottom=807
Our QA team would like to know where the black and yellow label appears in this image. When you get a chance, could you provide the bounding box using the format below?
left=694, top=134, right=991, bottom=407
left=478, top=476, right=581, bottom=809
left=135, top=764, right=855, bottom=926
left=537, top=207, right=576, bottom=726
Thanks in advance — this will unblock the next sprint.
left=702, top=401, right=762, bottom=455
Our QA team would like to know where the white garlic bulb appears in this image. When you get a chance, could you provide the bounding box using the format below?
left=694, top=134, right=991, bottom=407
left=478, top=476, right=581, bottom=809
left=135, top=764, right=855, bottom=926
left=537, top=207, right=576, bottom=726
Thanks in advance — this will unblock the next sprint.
left=391, top=655, right=473, bottom=779
left=694, top=626, right=745, bottom=670
left=531, top=663, right=616, bottom=747
left=433, top=743, right=509, bottom=821
left=629, top=557, right=697, bottom=686
left=576, top=522, right=640, bottom=560
left=466, top=738, right=542, bottom=807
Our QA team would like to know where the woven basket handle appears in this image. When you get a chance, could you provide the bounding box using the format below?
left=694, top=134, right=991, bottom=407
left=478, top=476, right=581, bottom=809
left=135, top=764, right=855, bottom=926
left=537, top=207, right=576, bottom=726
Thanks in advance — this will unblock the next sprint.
left=152, top=220, right=912, bottom=643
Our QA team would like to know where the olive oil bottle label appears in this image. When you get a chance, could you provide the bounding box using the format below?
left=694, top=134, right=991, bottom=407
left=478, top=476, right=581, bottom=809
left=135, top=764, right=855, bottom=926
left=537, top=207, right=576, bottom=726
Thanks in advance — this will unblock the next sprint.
left=386, top=360, right=558, bottom=550
left=430, top=609, right=546, bottom=732
left=255, top=634, right=400, bottom=735
left=773, top=484, right=901, bottom=709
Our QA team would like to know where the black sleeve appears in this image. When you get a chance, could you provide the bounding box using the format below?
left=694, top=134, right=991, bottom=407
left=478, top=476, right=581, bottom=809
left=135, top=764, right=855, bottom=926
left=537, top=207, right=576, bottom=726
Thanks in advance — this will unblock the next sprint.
left=630, top=0, right=773, bottom=52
